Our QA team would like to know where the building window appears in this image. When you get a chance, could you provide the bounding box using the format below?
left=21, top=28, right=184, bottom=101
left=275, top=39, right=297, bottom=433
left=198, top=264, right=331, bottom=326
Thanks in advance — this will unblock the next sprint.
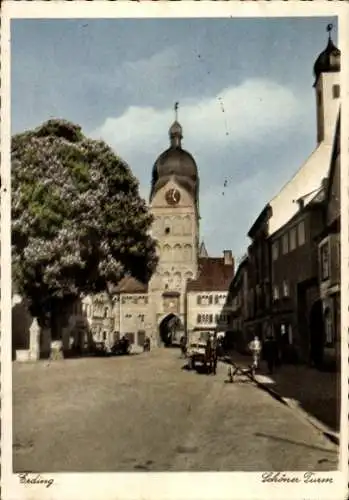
left=332, top=84, right=340, bottom=99
left=298, top=221, right=305, bottom=246
left=324, top=308, right=334, bottom=346
left=272, top=240, right=279, bottom=261
left=209, top=295, right=213, bottom=305
left=273, top=286, right=279, bottom=301
left=320, top=242, right=330, bottom=280
left=104, top=307, right=109, bottom=318
left=215, top=295, right=219, bottom=304
left=282, top=233, right=289, bottom=255
left=289, top=228, right=297, bottom=251
left=197, top=296, right=201, bottom=305
left=288, top=325, right=293, bottom=345
left=209, top=314, right=213, bottom=323
left=283, top=280, right=289, bottom=298
left=197, top=314, right=202, bottom=324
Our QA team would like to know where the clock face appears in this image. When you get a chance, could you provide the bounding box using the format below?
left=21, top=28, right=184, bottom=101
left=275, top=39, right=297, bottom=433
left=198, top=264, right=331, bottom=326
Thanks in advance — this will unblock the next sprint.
left=165, top=188, right=181, bottom=205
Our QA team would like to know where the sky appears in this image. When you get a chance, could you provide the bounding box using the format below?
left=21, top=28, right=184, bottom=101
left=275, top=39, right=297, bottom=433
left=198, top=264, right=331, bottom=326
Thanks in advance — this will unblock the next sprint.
left=11, top=17, right=338, bottom=261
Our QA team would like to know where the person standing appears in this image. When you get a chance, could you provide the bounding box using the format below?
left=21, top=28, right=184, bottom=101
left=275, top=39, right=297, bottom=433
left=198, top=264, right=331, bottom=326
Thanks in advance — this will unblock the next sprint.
left=264, top=334, right=279, bottom=374
left=179, top=335, right=186, bottom=358
left=211, top=332, right=218, bottom=375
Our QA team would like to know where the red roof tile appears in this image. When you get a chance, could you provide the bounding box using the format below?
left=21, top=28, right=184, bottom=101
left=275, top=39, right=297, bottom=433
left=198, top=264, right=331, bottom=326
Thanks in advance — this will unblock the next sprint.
left=114, top=276, right=148, bottom=294
left=186, top=257, right=234, bottom=292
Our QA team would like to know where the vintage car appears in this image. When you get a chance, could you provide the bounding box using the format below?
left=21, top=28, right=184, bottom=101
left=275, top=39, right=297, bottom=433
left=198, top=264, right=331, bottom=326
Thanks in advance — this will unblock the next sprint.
left=111, top=336, right=131, bottom=356
left=186, top=331, right=212, bottom=371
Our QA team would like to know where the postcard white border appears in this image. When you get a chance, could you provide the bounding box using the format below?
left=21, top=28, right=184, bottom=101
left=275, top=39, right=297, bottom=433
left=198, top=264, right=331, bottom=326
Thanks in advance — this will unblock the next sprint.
left=1, top=2, right=348, bottom=500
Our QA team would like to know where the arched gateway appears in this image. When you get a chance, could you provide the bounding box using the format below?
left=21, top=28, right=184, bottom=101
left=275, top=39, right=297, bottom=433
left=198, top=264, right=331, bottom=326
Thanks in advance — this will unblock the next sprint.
left=159, top=314, right=184, bottom=347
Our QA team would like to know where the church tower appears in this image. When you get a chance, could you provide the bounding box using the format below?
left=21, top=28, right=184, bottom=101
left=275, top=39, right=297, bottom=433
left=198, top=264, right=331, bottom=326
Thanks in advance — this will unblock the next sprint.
left=313, top=24, right=341, bottom=145
left=148, top=104, right=200, bottom=345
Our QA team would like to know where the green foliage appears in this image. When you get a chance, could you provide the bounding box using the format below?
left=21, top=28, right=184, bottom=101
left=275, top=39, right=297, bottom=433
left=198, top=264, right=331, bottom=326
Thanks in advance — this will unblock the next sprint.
left=12, top=119, right=158, bottom=317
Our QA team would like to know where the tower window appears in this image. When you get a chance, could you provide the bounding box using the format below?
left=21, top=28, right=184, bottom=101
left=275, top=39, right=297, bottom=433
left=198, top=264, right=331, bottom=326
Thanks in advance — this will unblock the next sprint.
left=165, top=227, right=170, bottom=235
left=332, top=84, right=340, bottom=99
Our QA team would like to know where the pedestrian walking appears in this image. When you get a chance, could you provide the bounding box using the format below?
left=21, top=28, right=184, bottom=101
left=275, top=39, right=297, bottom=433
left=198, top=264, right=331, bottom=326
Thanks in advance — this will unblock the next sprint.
left=248, top=335, right=261, bottom=370
left=143, top=336, right=150, bottom=352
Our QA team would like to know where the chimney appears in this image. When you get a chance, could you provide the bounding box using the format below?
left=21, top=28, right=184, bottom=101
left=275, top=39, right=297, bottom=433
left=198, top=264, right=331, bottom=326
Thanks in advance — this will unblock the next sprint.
left=223, top=250, right=233, bottom=266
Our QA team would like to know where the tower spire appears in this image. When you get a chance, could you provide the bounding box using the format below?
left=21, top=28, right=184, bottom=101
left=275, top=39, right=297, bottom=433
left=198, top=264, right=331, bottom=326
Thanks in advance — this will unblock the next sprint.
left=169, top=102, right=182, bottom=148
left=174, top=101, right=179, bottom=122
left=327, top=23, right=333, bottom=42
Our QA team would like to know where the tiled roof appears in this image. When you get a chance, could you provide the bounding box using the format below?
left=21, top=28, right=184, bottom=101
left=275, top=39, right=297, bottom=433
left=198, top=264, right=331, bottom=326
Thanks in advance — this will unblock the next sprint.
left=113, top=276, right=148, bottom=294
left=163, top=291, right=180, bottom=297
left=186, top=257, right=234, bottom=292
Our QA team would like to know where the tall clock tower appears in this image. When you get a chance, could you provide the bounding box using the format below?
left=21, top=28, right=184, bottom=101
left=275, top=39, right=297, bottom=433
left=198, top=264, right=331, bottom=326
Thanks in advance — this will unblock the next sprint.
left=148, top=105, right=200, bottom=345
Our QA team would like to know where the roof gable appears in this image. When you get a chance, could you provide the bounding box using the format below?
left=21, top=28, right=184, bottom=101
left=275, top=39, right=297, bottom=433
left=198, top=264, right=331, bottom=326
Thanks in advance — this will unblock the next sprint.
left=268, top=142, right=333, bottom=236
left=186, top=257, right=234, bottom=292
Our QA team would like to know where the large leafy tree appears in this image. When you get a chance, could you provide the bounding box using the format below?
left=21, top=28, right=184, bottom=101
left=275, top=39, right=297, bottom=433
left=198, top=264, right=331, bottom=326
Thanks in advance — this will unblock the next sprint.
left=12, top=119, right=158, bottom=321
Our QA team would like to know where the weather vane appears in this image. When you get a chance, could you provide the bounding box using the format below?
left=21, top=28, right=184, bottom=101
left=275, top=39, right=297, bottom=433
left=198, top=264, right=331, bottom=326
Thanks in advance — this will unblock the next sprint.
left=174, top=101, right=179, bottom=121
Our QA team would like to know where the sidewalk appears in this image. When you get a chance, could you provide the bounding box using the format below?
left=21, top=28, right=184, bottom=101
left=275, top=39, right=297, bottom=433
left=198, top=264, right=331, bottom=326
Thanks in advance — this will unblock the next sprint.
left=226, top=351, right=340, bottom=443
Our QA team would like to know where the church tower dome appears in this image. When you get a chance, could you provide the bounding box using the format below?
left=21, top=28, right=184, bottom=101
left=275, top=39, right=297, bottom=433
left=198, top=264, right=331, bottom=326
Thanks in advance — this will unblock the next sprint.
left=313, top=23, right=340, bottom=85
left=150, top=103, right=198, bottom=203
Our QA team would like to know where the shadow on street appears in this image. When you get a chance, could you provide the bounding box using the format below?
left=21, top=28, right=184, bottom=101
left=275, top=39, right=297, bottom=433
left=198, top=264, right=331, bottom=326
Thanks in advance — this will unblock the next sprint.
left=254, top=432, right=338, bottom=455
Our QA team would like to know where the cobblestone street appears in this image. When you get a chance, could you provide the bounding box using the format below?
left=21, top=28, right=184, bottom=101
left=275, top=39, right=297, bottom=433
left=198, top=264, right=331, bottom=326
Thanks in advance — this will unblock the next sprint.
left=13, top=349, right=338, bottom=472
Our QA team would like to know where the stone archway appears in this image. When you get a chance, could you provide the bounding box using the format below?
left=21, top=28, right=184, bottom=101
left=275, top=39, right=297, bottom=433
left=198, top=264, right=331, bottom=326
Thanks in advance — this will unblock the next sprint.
left=159, top=314, right=183, bottom=347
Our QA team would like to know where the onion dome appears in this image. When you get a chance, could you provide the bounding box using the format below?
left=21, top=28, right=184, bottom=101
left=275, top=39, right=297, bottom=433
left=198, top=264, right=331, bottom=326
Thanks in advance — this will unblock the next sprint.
left=313, top=24, right=340, bottom=85
left=150, top=103, right=198, bottom=202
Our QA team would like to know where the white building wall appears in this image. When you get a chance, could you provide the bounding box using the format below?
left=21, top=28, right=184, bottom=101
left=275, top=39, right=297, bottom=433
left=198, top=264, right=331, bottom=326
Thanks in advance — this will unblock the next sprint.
left=268, top=69, right=339, bottom=236
left=119, top=294, right=148, bottom=345
left=187, top=291, right=230, bottom=334
left=316, top=72, right=340, bottom=145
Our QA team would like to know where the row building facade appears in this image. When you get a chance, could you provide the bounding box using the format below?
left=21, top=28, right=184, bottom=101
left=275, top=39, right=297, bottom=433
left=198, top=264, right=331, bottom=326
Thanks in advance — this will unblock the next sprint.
left=228, top=28, right=341, bottom=369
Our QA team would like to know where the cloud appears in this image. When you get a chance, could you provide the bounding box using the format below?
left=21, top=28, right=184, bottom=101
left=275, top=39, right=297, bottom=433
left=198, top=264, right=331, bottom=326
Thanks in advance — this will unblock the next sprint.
left=90, top=78, right=314, bottom=259
left=92, top=78, right=307, bottom=151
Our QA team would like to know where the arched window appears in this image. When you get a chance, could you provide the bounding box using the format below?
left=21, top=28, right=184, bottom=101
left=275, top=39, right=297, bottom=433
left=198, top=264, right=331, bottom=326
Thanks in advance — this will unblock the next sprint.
left=173, top=217, right=181, bottom=236
left=163, top=244, right=171, bottom=261
left=163, top=272, right=170, bottom=288
left=183, top=215, right=191, bottom=234
left=183, top=244, right=192, bottom=261
left=174, top=244, right=181, bottom=261
left=104, top=307, right=109, bottom=318
left=174, top=272, right=181, bottom=288
left=164, top=217, right=171, bottom=235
